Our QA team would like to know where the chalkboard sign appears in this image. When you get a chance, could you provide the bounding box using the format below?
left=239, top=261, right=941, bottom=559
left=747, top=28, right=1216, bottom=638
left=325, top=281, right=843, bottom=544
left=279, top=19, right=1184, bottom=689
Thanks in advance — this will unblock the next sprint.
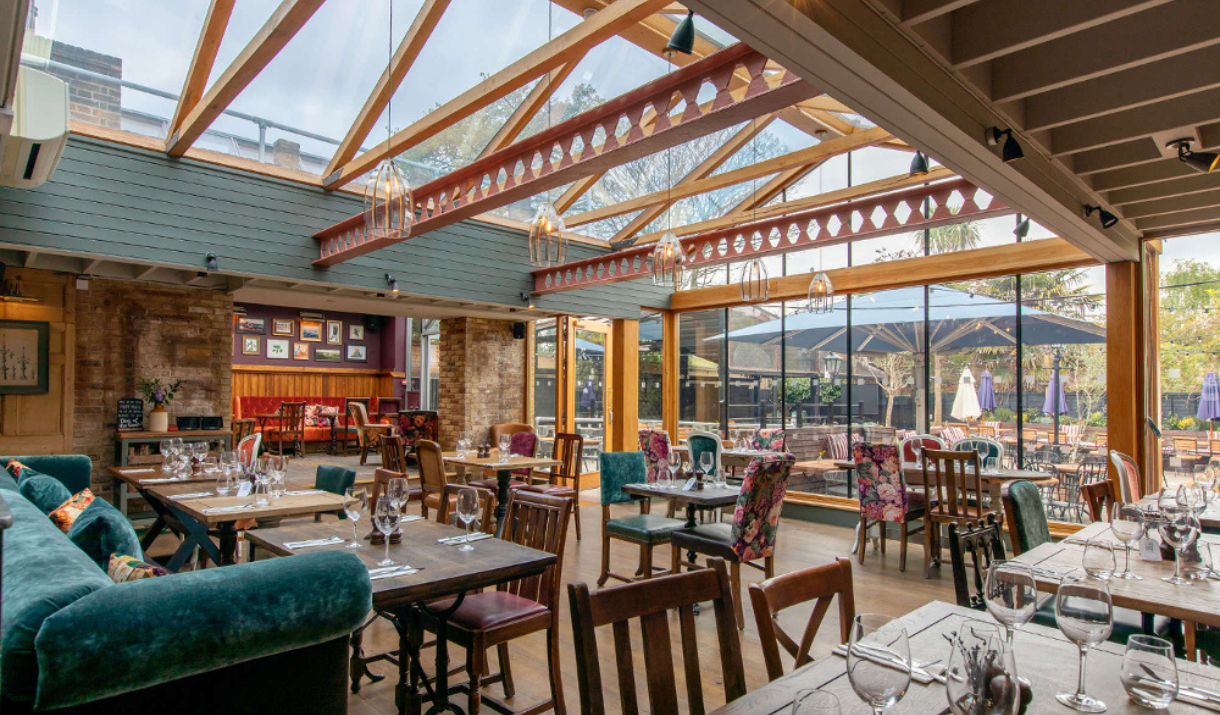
left=117, top=398, right=144, bottom=432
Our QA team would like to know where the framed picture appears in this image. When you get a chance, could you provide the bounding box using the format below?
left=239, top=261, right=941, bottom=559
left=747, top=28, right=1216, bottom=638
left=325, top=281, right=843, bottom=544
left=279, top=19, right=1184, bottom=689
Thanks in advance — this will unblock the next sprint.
left=349, top=324, right=365, bottom=341
left=0, top=320, right=49, bottom=394
left=346, top=344, right=368, bottom=362
left=272, top=318, right=295, bottom=336
left=326, top=320, right=343, bottom=345
left=241, top=336, right=260, bottom=355
left=266, top=339, right=290, bottom=359
left=315, top=348, right=341, bottom=363
left=236, top=317, right=265, bottom=334
left=299, top=320, right=322, bottom=342
left=292, top=343, right=310, bottom=360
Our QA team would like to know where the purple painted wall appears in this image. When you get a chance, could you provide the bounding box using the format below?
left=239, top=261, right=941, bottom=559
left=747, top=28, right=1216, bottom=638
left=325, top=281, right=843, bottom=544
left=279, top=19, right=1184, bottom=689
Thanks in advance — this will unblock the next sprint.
left=232, top=303, right=384, bottom=370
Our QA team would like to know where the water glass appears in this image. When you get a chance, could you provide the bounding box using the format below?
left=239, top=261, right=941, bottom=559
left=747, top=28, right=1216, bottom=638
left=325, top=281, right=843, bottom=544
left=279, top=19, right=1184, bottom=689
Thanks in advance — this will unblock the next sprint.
left=1120, top=635, right=1177, bottom=710
left=945, top=620, right=1020, bottom=715
left=984, top=561, right=1037, bottom=644
left=714, top=468, right=728, bottom=489
left=847, top=614, right=911, bottom=715
left=792, top=690, right=841, bottom=715
left=253, top=478, right=271, bottom=507
left=202, top=456, right=219, bottom=475
left=388, top=477, right=409, bottom=517
left=1083, top=539, right=1116, bottom=580
left=1110, top=503, right=1144, bottom=580
left=456, top=487, right=480, bottom=551
left=1055, top=576, right=1113, bottom=713
left=159, top=439, right=175, bottom=472
left=1159, top=506, right=1200, bottom=585
left=1178, top=483, right=1206, bottom=515
left=374, top=496, right=401, bottom=566
left=498, top=434, right=512, bottom=458
left=344, top=487, right=367, bottom=548
left=215, top=467, right=235, bottom=497
left=699, top=452, right=713, bottom=479
left=666, top=451, right=681, bottom=489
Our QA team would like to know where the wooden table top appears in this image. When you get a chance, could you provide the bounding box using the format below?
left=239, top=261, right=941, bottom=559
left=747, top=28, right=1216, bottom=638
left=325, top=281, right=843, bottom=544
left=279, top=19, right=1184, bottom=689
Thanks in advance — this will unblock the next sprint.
left=622, top=482, right=741, bottom=508
left=145, top=482, right=345, bottom=525
left=1138, top=496, right=1220, bottom=530
left=1013, top=521, right=1220, bottom=628
left=711, top=600, right=1220, bottom=715
left=112, top=465, right=375, bottom=490
left=442, top=450, right=561, bottom=471
left=246, top=519, right=556, bottom=609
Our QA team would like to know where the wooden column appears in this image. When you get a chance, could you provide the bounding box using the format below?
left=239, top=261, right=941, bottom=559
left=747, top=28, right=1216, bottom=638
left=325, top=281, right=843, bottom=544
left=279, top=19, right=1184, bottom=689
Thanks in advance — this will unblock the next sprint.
left=1143, top=242, right=1163, bottom=491
left=524, top=320, right=536, bottom=427
left=554, top=316, right=577, bottom=434
left=1106, top=260, right=1149, bottom=497
left=662, top=310, right=679, bottom=440
left=609, top=319, right=639, bottom=452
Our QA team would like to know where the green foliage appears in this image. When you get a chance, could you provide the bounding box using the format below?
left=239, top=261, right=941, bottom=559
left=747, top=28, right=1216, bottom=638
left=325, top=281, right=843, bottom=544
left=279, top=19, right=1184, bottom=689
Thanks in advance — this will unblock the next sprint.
left=1086, top=411, right=1107, bottom=427
left=819, top=382, right=842, bottom=405
left=136, top=377, right=183, bottom=406
left=784, top=377, right=811, bottom=404
left=990, top=407, right=1015, bottom=422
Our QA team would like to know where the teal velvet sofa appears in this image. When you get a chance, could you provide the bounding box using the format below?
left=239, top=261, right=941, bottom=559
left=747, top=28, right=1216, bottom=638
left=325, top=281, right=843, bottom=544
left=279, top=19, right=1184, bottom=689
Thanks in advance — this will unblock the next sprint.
left=0, top=456, right=373, bottom=714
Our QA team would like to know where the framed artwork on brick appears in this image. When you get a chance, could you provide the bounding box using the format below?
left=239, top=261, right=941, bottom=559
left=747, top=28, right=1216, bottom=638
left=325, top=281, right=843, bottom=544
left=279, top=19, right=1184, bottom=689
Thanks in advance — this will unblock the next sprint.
left=0, top=320, right=49, bottom=394
left=266, top=339, right=290, bottom=360
left=346, top=344, right=367, bottom=362
left=315, top=348, right=341, bottom=363
left=299, top=320, right=322, bottom=342
left=326, top=320, right=343, bottom=345
left=236, top=317, right=265, bottom=334
left=349, top=324, right=364, bottom=341
left=272, top=318, right=294, bottom=336
left=293, top=343, right=309, bottom=360
left=241, top=335, right=260, bottom=355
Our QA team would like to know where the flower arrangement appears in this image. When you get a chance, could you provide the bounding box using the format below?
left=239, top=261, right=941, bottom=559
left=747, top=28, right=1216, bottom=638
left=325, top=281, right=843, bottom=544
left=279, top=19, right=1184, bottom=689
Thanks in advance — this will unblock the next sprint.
left=136, top=377, right=183, bottom=407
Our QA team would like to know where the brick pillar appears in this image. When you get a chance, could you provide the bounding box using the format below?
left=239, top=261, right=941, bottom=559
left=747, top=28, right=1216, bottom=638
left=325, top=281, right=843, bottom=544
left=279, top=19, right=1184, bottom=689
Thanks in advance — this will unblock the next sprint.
left=438, top=317, right=526, bottom=449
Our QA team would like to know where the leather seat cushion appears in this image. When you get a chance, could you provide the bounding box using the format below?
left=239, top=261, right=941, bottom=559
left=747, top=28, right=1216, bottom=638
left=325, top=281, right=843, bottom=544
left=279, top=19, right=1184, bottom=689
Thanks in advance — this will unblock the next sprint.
left=605, top=514, right=686, bottom=544
left=432, top=591, right=548, bottom=631
left=517, top=483, right=574, bottom=496
left=670, top=522, right=737, bottom=561
left=423, top=493, right=457, bottom=511
left=468, top=478, right=528, bottom=491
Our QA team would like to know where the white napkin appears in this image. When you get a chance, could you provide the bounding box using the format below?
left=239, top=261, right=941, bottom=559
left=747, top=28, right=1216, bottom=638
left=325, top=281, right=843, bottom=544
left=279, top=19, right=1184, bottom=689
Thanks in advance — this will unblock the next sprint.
left=284, top=536, right=344, bottom=550
left=125, top=468, right=156, bottom=473
left=139, top=477, right=178, bottom=484
left=437, top=532, right=493, bottom=545
left=831, top=645, right=936, bottom=685
left=168, top=492, right=212, bottom=500
left=283, top=489, right=326, bottom=496
left=202, top=504, right=256, bottom=514
left=368, top=566, right=420, bottom=581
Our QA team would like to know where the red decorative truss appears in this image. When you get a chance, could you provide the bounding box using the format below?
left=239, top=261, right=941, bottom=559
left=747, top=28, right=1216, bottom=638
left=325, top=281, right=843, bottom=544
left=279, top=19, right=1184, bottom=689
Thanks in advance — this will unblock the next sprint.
left=314, top=43, right=816, bottom=266
left=531, top=178, right=1011, bottom=294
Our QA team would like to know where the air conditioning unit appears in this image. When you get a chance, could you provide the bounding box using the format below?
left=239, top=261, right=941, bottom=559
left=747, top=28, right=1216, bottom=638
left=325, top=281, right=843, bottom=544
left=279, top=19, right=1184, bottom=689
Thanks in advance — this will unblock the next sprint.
left=0, top=66, right=67, bottom=188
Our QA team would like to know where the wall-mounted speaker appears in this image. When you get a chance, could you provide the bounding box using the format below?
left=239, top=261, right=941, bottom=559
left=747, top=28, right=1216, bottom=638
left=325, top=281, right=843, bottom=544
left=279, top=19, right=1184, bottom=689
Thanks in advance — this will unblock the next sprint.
left=364, top=315, right=384, bottom=333
left=512, top=322, right=527, bottom=339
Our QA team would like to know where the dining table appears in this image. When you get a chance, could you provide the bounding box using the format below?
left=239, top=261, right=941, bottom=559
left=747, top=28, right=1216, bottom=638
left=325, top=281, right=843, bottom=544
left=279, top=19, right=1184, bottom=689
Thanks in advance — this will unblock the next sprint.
left=623, top=480, right=740, bottom=580
left=246, top=518, right=556, bottom=715
left=710, top=599, right=1220, bottom=715
left=833, top=460, right=1055, bottom=505
left=1139, top=494, right=1220, bottom=531
left=442, top=450, right=560, bottom=535
left=671, top=444, right=785, bottom=470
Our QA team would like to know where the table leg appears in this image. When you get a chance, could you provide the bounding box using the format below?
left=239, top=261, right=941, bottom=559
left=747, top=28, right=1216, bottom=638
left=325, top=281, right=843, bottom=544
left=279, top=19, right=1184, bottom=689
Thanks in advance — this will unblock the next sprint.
left=495, top=468, right=512, bottom=537
left=1186, top=620, right=1198, bottom=662
left=218, top=523, right=239, bottom=565
left=138, top=515, right=167, bottom=552
left=394, top=594, right=468, bottom=715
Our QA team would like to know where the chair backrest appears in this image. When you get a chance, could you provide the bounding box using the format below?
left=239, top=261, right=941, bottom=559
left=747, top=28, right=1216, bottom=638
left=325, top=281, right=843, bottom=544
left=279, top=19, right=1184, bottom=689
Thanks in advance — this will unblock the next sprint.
left=439, top=483, right=496, bottom=532
left=730, top=455, right=795, bottom=561
left=349, top=401, right=371, bottom=428
left=952, top=437, right=1004, bottom=467
left=500, top=490, right=573, bottom=610
left=975, top=425, right=996, bottom=437
left=416, top=439, right=448, bottom=497
left=1174, top=436, right=1198, bottom=452
left=924, top=448, right=986, bottom=520
left=752, top=428, right=785, bottom=452
left=398, top=411, right=439, bottom=443
left=853, top=442, right=909, bottom=523
left=381, top=434, right=407, bottom=472
left=232, top=419, right=255, bottom=442
left=280, top=401, right=306, bottom=432
left=1082, top=480, right=1114, bottom=523
left=237, top=433, right=261, bottom=466
left=315, top=465, right=356, bottom=496
left=344, top=397, right=370, bottom=425
left=378, top=397, right=402, bottom=415
left=491, top=422, right=534, bottom=444
left=370, top=467, right=402, bottom=506
left=940, top=426, right=968, bottom=445
left=568, top=558, right=746, bottom=715
left=999, top=480, right=1052, bottom=555
left=900, top=434, right=944, bottom=463
left=599, top=451, right=646, bottom=506
left=552, top=432, right=583, bottom=482
left=749, top=557, right=855, bottom=682
left=688, top=430, right=723, bottom=475
left=1110, top=450, right=1142, bottom=503
left=947, top=515, right=1006, bottom=610
left=637, top=429, right=670, bottom=483
left=1077, top=458, right=1108, bottom=484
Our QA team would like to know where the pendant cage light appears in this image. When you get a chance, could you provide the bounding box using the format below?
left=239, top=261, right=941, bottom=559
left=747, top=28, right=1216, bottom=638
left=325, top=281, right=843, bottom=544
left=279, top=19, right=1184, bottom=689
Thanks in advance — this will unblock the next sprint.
left=739, top=258, right=769, bottom=302
left=365, top=0, right=412, bottom=241
left=807, top=271, right=834, bottom=314
left=652, top=231, right=687, bottom=287
left=529, top=203, right=567, bottom=267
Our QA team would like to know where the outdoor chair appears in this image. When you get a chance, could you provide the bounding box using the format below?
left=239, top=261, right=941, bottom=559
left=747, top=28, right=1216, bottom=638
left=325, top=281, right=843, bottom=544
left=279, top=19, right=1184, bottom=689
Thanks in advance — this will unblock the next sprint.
left=350, top=402, right=392, bottom=466
left=947, top=515, right=1006, bottom=610
left=854, top=442, right=928, bottom=572
left=568, top=558, right=746, bottom=715
left=749, top=557, right=856, bottom=681
left=597, top=451, right=684, bottom=586
left=922, top=448, right=995, bottom=578
left=519, top=431, right=585, bottom=539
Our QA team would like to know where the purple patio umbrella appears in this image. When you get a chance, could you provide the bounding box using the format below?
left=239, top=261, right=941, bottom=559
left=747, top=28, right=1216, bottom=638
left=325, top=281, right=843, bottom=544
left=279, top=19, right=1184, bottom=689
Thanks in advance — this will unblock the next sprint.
left=1198, top=371, right=1220, bottom=423
left=1044, top=361, right=1069, bottom=446
left=978, top=370, right=997, bottom=412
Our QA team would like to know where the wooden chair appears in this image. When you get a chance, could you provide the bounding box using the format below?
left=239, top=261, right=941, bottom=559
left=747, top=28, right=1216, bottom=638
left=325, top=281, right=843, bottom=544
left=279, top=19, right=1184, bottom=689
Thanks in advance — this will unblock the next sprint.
left=437, top=482, right=496, bottom=531
left=671, top=454, right=795, bottom=628
left=854, top=442, right=928, bottom=572
left=350, top=402, right=392, bottom=466
left=380, top=433, right=408, bottom=473
left=1110, top=450, right=1144, bottom=503
left=922, top=448, right=994, bottom=578
left=336, top=397, right=368, bottom=455
left=946, top=515, right=1006, bottom=610
left=231, top=417, right=256, bottom=444
left=420, top=490, right=574, bottom=715
left=1082, top=479, right=1115, bottom=523
left=270, top=401, right=305, bottom=458
left=519, top=432, right=585, bottom=539
left=597, top=451, right=685, bottom=586
left=416, top=439, right=454, bottom=520
left=749, top=557, right=856, bottom=682
left=377, top=396, right=402, bottom=421
left=568, top=558, right=747, bottom=715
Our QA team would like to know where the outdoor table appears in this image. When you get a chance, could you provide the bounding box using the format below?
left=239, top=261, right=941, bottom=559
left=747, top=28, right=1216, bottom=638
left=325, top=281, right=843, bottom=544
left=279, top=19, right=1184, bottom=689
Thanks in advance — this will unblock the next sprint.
left=442, top=451, right=560, bottom=534
left=246, top=518, right=555, bottom=715
left=1014, top=520, right=1220, bottom=660
left=710, top=600, right=1220, bottom=715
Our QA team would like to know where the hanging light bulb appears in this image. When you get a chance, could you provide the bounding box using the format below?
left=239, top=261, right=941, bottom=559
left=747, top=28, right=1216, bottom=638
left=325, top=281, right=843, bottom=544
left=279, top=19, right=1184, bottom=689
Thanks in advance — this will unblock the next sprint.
left=739, top=258, right=769, bottom=302
left=652, top=231, right=686, bottom=287
left=364, top=158, right=412, bottom=240
left=529, top=202, right=567, bottom=267
left=807, top=271, right=834, bottom=313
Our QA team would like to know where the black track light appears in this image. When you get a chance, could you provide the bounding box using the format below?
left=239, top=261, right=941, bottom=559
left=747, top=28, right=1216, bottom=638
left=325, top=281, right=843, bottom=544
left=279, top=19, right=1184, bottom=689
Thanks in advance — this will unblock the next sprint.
left=520, top=291, right=535, bottom=310
left=205, top=253, right=218, bottom=271
left=1083, top=204, right=1119, bottom=229
left=1014, top=217, right=1030, bottom=239
left=909, top=151, right=930, bottom=177
left=665, top=11, right=695, bottom=56
left=1167, top=138, right=1219, bottom=174
left=987, top=127, right=1024, bottom=163
left=385, top=273, right=399, bottom=294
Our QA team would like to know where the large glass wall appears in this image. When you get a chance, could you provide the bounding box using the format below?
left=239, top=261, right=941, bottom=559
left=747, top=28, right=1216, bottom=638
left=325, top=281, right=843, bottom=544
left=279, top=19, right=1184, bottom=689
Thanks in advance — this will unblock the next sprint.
left=678, top=310, right=726, bottom=439
left=533, top=319, right=556, bottom=433
left=639, top=312, right=664, bottom=431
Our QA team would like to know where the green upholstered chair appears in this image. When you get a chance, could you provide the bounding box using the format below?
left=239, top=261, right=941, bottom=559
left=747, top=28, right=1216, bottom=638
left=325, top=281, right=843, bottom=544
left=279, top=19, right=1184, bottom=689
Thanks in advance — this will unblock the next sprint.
left=687, top=430, right=723, bottom=477
left=314, top=465, right=357, bottom=521
left=999, top=479, right=1052, bottom=555
left=597, top=451, right=685, bottom=587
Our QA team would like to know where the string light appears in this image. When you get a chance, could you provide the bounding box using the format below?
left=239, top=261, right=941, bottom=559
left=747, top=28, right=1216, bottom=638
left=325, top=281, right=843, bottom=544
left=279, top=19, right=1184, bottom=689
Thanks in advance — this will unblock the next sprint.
left=528, top=3, right=566, bottom=267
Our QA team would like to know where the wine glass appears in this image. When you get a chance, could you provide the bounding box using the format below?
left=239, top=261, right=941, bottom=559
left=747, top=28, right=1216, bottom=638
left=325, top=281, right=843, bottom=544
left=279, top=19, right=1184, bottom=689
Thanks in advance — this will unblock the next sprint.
left=388, top=477, right=408, bottom=517
left=344, top=487, right=367, bottom=548
left=1055, top=576, right=1113, bottom=712
left=984, top=561, right=1038, bottom=646
left=215, top=466, right=234, bottom=497
left=1120, top=635, right=1178, bottom=710
left=1083, top=539, right=1116, bottom=580
left=268, top=455, right=286, bottom=498
left=1159, top=506, right=1200, bottom=585
left=374, top=496, right=401, bottom=566
left=945, top=620, right=1020, bottom=715
left=847, top=614, right=911, bottom=715
left=456, top=487, right=480, bottom=551
left=792, top=690, right=842, bottom=715
left=1110, top=503, right=1144, bottom=580
left=159, top=439, right=174, bottom=472
left=498, top=434, right=512, bottom=459
left=666, top=451, right=682, bottom=489
left=714, top=468, right=728, bottom=489
left=1178, top=483, right=1206, bottom=515
left=699, top=451, right=713, bottom=479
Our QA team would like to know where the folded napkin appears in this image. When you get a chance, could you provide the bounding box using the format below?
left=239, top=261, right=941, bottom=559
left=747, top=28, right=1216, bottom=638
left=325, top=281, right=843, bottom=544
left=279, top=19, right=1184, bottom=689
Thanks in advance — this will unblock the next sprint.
left=437, top=532, right=494, bottom=545
left=831, top=645, right=938, bottom=685
left=168, top=492, right=212, bottom=500
left=202, top=504, right=256, bottom=514
left=139, top=477, right=179, bottom=484
left=368, top=566, right=420, bottom=581
left=284, top=536, right=344, bottom=550
left=125, top=468, right=156, bottom=473
left=1178, top=687, right=1220, bottom=713
left=283, top=489, right=326, bottom=496
left=401, top=515, right=423, bottom=523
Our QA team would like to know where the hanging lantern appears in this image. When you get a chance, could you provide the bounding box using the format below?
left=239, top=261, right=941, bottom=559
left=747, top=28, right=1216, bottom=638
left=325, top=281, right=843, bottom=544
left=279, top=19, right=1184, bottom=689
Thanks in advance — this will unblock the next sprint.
left=739, top=258, right=769, bottom=302
left=652, top=231, right=687, bottom=287
left=363, top=158, right=412, bottom=241
left=807, top=271, right=834, bottom=313
left=529, top=202, right=567, bottom=267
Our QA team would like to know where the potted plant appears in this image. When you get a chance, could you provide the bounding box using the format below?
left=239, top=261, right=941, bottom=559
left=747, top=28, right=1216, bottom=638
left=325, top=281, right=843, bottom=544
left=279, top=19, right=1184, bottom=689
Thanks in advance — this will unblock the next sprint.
left=137, top=377, right=183, bottom=432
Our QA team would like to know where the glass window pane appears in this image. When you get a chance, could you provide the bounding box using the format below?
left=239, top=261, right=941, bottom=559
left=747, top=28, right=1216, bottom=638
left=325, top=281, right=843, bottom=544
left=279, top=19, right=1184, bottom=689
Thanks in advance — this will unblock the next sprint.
left=639, top=313, right=663, bottom=428
left=679, top=309, right=724, bottom=439
left=728, top=303, right=783, bottom=433
left=533, top=319, right=556, bottom=432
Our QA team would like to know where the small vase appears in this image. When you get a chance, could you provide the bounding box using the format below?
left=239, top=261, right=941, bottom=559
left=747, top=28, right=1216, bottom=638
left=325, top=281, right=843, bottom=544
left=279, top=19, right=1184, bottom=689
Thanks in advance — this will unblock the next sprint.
left=150, top=404, right=169, bottom=432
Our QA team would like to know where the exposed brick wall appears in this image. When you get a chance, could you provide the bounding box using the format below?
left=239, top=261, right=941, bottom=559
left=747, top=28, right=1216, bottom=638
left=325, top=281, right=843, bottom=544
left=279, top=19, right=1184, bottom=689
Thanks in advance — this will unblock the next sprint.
left=438, top=318, right=526, bottom=449
left=50, top=42, right=122, bottom=130
left=74, top=280, right=232, bottom=498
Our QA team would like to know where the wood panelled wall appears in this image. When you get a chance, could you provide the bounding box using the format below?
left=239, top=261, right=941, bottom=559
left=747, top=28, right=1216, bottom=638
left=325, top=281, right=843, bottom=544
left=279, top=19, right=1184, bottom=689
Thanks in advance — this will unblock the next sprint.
left=0, top=269, right=73, bottom=454
left=232, top=366, right=399, bottom=403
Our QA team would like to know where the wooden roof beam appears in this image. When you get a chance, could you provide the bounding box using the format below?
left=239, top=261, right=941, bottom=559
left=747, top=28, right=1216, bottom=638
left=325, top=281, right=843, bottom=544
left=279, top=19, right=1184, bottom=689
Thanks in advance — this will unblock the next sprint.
left=1050, top=86, right=1220, bottom=156
left=167, top=0, right=236, bottom=144
left=1121, top=188, right=1220, bottom=221
left=1106, top=173, right=1220, bottom=207
left=897, top=0, right=981, bottom=27
left=166, top=0, right=325, bottom=157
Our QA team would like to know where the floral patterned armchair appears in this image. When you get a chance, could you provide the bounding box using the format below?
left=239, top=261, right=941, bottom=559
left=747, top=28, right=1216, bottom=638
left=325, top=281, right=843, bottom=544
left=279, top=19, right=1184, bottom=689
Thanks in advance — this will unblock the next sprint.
left=854, top=442, right=927, bottom=572
left=396, top=411, right=439, bottom=450
left=750, top=428, right=786, bottom=452
left=729, top=454, right=795, bottom=562
left=637, top=429, right=670, bottom=484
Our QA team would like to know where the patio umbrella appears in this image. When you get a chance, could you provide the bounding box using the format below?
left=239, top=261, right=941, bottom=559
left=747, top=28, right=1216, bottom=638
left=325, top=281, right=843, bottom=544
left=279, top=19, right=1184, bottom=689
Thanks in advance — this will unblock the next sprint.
left=580, top=379, right=595, bottom=409
left=977, top=370, right=997, bottom=412
left=1043, top=360, right=1068, bottom=445
left=1197, top=371, right=1220, bottom=423
left=950, top=369, right=982, bottom=421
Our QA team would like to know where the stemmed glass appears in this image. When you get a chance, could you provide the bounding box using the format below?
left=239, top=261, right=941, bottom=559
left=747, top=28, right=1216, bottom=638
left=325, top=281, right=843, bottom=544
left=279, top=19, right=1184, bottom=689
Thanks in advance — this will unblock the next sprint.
left=847, top=614, right=911, bottom=715
left=388, top=477, right=409, bottom=523
left=456, top=487, right=480, bottom=551
left=792, top=690, right=842, bottom=715
left=253, top=456, right=271, bottom=507
left=215, top=465, right=235, bottom=497
left=1083, top=540, right=1116, bottom=580
left=1120, top=635, right=1178, bottom=710
left=343, top=487, right=367, bottom=549
left=699, top=452, right=714, bottom=480
left=666, top=451, right=681, bottom=489
left=944, top=620, right=1020, bottom=715
left=374, top=496, right=401, bottom=566
left=1178, top=483, right=1206, bottom=515
left=159, top=439, right=175, bottom=472
left=498, top=434, right=512, bottom=459
left=1159, top=506, right=1200, bottom=585
left=984, top=561, right=1038, bottom=647
left=1055, top=576, right=1114, bottom=713
left=267, top=455, right=286, bottom=498
left=1110, top=503, right=1144, bottom=580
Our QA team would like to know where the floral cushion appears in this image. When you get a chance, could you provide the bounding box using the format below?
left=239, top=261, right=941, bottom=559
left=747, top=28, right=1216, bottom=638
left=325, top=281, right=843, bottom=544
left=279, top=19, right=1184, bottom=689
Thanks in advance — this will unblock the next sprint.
left=751, top=429, right=785, bottom=452
left=107, top=553, right=169, bottom=583
left=5, top=458, right=29, bottom=480
left=638, top=430, right=670, bottom=484
left=303, top=404, right=320, bottom=428
left=397, top=411, right=439, bottom=444
left=855, top=443, right=909, bottom=524
left=729, top=454, right=794, bottom=562
left=49, top=489, right=96, bottom=533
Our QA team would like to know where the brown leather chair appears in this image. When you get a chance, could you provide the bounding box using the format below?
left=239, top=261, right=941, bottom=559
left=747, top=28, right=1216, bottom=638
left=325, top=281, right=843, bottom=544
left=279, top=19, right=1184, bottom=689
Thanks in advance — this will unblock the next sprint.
left=350, top=402, right=392, bottom=466
left=416, top=439, right=455, bottom=519
left=489, top=422, right=533, bottom=445
left=519, top=432, right=584, bottom=539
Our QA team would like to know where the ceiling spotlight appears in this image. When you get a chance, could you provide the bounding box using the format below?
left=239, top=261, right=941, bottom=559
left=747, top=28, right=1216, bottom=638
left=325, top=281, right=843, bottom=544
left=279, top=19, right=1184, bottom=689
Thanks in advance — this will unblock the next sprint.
left=1014, top=217, right=1030, bottom=239
left=520, top=290, right=535, bottom=310
left=1083, top=204, right=1119, bottom=229
left=909, top=151, right=930, bottom=177
left=1167, top=138, right=1219, bottom=174
left=385, top=273, right=399, bottom=293
left=665, top=10, right=695, bottom=56
left=986, top=127, right=1024, bottom=163
left=205, top=253, right=218, bottom=271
